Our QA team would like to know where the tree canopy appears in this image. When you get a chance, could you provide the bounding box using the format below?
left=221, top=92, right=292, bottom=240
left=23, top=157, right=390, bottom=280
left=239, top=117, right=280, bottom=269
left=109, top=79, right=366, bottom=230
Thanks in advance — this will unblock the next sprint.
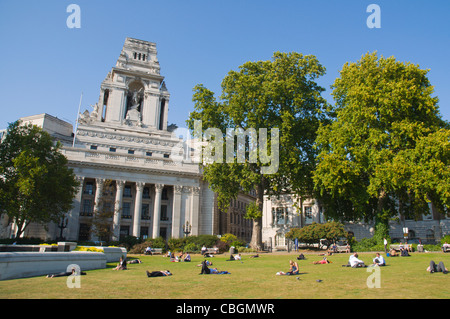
left=313, top=52, right=450, bottom=224
left=285, top=221, right=347, bottom=247
left=0, top=121, right=79, bottom=238
left=187, top=51, right=329, bottom=249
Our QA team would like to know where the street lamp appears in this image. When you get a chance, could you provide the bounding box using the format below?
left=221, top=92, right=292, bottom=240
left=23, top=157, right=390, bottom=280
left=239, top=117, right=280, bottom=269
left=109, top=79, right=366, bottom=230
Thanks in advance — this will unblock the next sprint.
left=57, top=216, right=68, bottom=240
left=183, top=221, right=191, bottom=237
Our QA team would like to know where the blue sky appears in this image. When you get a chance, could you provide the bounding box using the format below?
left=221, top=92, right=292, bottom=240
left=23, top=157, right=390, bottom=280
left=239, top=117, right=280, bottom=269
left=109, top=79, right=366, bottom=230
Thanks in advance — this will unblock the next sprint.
left=1, top=0, right=449, bottom=131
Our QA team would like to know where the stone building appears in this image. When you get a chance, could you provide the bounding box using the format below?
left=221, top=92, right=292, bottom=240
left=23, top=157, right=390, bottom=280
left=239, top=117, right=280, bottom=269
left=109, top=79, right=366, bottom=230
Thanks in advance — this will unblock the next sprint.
left=263, top=194, right=450, bottom=251
left=215, top=191, right=257, bottom=244
left=1, top=38, right=222, bottom=242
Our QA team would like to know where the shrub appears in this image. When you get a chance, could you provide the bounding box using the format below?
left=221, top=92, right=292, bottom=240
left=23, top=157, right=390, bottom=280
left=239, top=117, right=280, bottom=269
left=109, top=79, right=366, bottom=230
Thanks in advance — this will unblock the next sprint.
left=183, top=243, right=200, bottom=253
left=73, top=246, right=104, bottom=252
left=186, top=234, right=219, bottom=247
left=237, top=247, right=256, bottom=253
left=168, top=237, right=188, bottom=252
left=128, top=237, right=166, bottom=254
left=220, top=233, right=238, bottom=243
left=230, top=240, right=245, bottom=248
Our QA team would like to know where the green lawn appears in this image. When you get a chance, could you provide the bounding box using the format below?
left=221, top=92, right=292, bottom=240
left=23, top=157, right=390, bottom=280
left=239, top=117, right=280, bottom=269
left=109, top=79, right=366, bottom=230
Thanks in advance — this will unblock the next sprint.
left=1, top=251, right=449, bottom=299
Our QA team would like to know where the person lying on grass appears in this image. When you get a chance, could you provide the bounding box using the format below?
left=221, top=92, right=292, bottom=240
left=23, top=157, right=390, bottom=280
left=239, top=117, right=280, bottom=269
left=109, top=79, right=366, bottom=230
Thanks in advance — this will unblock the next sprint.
left=199, top=260, right=230, bottom=274
left=312, top=257, right=332, bottom=264
left=146, top=270, right=172, bottom=277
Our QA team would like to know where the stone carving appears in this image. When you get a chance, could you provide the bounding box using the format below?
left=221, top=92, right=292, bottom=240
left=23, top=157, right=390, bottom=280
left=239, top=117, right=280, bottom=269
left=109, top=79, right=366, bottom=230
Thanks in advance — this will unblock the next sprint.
left=125, top=89, right=143, bottom=127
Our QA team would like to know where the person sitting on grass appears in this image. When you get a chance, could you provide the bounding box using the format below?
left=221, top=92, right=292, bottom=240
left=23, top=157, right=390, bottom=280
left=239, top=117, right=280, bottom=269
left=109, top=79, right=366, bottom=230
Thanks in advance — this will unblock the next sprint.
left=297, top=253, right=306, bottom=260
left=183, top=253, right=191, bottom=262
left=146, top=270, right=172, bottom=277
left=276, top=260, right=299, bottom=275
left=197, top=260, right=213, bottom=267
left=373, top=253, right=386, bottom=266
left=349, top=253, right=366, bottom=268
left=113, top=256, right=127, bottom=270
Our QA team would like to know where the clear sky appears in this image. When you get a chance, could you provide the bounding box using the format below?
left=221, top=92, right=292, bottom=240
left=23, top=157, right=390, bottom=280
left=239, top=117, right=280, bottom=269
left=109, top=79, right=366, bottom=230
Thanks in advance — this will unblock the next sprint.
left=1, top=0, right=449, bottom=131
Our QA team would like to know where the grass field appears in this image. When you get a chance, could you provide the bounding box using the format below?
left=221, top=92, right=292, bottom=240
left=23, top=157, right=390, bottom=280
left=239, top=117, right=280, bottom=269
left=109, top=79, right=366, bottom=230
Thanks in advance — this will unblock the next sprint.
left=1, top=251, right=449, bottom=299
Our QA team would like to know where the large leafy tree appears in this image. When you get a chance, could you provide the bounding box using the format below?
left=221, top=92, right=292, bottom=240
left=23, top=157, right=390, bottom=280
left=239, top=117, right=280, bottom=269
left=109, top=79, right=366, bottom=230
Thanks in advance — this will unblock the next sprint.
left=0, top=121, right=79, bottom=238
left=187, top=52, right=329, bottom=249
left=314, top=52, right=449, bottom=225
left=285, top=221, right=347, bottom=247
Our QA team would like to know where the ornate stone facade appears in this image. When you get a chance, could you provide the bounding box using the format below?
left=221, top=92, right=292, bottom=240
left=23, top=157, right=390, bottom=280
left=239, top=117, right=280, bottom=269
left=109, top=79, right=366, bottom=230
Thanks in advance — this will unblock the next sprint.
left=1, top=38, right=217, bottom=242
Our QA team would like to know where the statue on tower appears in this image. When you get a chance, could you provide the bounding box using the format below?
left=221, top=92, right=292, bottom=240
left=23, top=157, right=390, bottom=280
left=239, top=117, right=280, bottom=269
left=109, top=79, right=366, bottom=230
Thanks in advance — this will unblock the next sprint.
left=125, top=88, right=143, bottom=127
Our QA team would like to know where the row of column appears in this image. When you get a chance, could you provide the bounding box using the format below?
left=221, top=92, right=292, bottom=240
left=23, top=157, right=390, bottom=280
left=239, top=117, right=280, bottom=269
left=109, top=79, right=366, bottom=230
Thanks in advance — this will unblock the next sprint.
left=68, top=177, right=200, bottom=241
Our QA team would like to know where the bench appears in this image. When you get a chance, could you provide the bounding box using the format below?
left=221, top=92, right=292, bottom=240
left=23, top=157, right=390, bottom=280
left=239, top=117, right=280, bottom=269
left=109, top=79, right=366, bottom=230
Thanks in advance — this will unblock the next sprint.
left=336, top=245, right=350, bottom=253
left=145, top=248, right=163, bottom=255
left=442, top=246, right=450, bottom=253
left=204, top=247, right=219, bottom=255
left=328, top=245, right=349, bottom=253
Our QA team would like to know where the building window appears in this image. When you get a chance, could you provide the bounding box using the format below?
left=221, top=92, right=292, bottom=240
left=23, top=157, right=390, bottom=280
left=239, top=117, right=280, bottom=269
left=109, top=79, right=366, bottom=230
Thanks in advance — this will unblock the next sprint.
left=272, top=207, right=288, bottom=225
left=109, top=147, right=116, bottom=152
left=120, top=226, right=130, bottom=239
left=90, top=145, right=97, bottom=150
left=78, top=223, right=91, bottom=241
left=160, top=205, right=168, bottom=221
left=124, top=186, right=132, bottom=198
left=426, top=229, right=435, bottom=243
left=143, top=187, right=150, bottom=199
left=140, top=227, right=149, bottom=239
left=162, top=188, right=169, bottom=200
left=146, top=151, right=152, bottom=157
left=142, top=204, right=150, bottom=220
left=84, top=182, right=94, bottom=195
left=82, top=199, right=93, bottom=215
left=122, top=202, right=131, bottom=218
left=304, top=206, right=313, bottom=224
left=128, top=150, right=135, bottom=155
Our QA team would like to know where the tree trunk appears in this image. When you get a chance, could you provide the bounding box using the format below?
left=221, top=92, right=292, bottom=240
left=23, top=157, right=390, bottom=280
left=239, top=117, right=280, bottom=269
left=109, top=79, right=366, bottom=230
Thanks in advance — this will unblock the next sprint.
left=250, top=217, right=262, bottom=251
left=250, top=179, right=265, bottom=251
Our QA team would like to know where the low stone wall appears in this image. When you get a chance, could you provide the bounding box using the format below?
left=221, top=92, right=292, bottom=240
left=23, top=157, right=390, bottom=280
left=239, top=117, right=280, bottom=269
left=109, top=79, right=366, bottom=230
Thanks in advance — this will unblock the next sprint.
left=92, top=246, right=127, bottom=263
left=0, top=251, right=107, bottom=281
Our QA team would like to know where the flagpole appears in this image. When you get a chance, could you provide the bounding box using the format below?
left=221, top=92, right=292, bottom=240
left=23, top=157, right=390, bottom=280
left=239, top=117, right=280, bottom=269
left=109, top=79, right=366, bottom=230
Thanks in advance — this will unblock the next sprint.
left=72, top=92, right=83, bottom=148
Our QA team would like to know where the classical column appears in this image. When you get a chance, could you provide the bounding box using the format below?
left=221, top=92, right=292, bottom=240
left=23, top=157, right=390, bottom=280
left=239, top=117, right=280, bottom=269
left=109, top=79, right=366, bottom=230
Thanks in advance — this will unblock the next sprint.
left=91, top=178, right=105, bottom=241
left=171, top=185, right=183, bottom=238
left=152, top=184, right=164, bottom=238
left=190, top=186, right=200, bottom=236
left=133, top=182, right=145, bottom=238
left=66, top=176, right=85, bottom=240
left=112, top=180, right=126, bottom=241
left=162, top=98, right=169, bottom=130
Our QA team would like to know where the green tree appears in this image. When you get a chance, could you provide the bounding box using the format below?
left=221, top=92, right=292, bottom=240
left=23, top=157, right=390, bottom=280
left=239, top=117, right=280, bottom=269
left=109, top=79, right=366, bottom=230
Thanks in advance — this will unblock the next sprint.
left=285, top=221, right=346, bottom=247
left=0, top=121, right=79, bottom=238
left=187, top=52, right=329, bottom=249
left=314, top=52, right=449, bottom=225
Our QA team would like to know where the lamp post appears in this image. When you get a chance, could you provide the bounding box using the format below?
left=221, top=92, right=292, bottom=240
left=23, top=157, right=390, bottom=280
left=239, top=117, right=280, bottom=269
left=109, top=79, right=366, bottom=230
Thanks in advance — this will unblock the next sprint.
left=183, top=221, right=191, bottom=237
left=58, top=216, right=68, bottom=240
